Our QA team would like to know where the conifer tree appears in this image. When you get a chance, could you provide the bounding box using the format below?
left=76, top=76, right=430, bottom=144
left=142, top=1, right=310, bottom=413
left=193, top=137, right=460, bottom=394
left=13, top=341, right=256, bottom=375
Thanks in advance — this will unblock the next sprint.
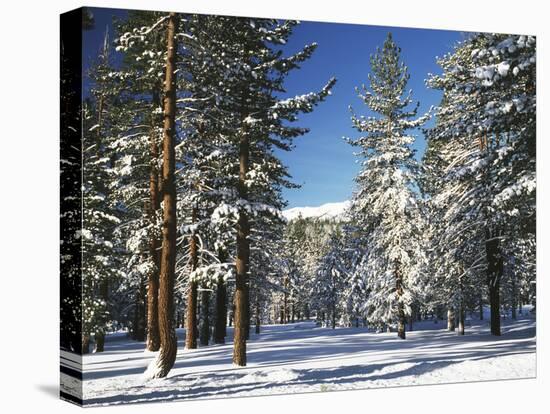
left=347, top=33, right=429, bottom=339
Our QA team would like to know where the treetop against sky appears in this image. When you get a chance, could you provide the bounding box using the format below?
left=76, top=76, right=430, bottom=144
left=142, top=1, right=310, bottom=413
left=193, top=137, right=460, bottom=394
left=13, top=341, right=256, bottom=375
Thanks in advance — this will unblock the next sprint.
left=82, top=7, right=465, bottom=208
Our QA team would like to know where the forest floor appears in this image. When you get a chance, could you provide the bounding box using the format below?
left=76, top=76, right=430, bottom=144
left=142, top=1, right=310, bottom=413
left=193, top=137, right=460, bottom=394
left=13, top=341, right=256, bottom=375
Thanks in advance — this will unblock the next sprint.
left=72, top=311, right=536, bottom=406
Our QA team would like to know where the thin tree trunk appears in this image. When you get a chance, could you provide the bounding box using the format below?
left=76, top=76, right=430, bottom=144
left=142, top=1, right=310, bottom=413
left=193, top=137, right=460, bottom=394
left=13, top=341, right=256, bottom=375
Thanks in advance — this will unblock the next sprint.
left=146, top=87, right=162, bottom=352
left=94, top=277, right=109, bottom=352
left=486, top=231, right=502, bottom=336
left=511, top=274, right=517, bottom=320
left=447, top=308, right=456, bottom=331
left=214, top=274, right=227, bottom=344
left=147, top=12, right=178, bottom=379
left=133, top=285, right=146, bottom=341
left=82, top=334, right=90, bottom=354
left=199, top=287, right=210, bottom=346
left=255, top=300, right=261, bottom=334
left=396, top=262, right=406, bottom=339
left=331, top=301, right=336, bottom=329
left=229, top=304, right=234, bottom=327
left=185, top=208, right=199, bottom=350
left=458, top=302, right=465, bottom=335
left=282, top=276, right=288, bottom=324
left=185, top=279, right=198, bottom=349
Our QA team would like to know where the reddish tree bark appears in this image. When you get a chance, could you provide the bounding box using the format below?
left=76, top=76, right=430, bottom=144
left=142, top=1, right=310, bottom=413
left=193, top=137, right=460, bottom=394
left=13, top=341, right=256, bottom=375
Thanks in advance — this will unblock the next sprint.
left=146, top=87, right=162, bottom=352
left=148, top=12, right=179, bottom=379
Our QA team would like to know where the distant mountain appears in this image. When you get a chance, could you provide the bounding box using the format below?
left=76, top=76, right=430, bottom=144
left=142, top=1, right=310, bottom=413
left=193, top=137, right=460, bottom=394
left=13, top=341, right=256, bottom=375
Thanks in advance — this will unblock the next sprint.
left=282, top=200, right=351, bottom=221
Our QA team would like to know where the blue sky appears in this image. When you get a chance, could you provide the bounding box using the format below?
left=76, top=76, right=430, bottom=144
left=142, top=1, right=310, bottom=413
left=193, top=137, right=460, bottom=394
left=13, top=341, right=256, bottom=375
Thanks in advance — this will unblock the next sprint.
left=83, top=8, right=466, bottom=209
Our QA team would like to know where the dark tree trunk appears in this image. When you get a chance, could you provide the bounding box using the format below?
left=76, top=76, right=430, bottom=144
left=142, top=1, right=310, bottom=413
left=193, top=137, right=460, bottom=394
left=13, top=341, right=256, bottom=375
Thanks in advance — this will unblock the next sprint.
left=185, top=207, right=199, bottom=350
left=133, top=284, right=146, bottom=341
left=447, top=308, right=456, bottom=331
left=82, top=335, right=90, bottom=354
left=95, top=332, right=105, bottom=353
left=94, top=277, right=109, bottom=352
left=396, top=262, right=406, bottom=339
left=489, top=281, right=501, bottom=336
left=511, top=275, right=517, bottom=320
left=255, top=301, right=261, bottom=334
left=146, top=87, right=162, bottom=352
left=280, top=309, right=284, bottom=324
left=408, top=316, right=413, bottom=332
left=291, top=303, right=295, bottom=323
left=199, top=287, right=210, bottom=346
left=214, top=274, right=227, bottom=344
left=229, top=304, right=234, bottom=327
left=486, top=231, right=503, bottom=336
left=397, top=303, right=406, bottom=339
left=356, top=317, right=360, bottom=328
left=282, top=280, right=288, bottom=324
left=331, top=302, right=336, bottom=329
left=148, top=12, right=179, bottom=379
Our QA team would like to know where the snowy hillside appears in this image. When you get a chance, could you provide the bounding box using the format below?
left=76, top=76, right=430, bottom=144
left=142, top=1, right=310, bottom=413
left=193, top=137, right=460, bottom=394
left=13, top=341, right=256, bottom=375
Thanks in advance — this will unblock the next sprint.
left=283, top=200, right=351, bottom=221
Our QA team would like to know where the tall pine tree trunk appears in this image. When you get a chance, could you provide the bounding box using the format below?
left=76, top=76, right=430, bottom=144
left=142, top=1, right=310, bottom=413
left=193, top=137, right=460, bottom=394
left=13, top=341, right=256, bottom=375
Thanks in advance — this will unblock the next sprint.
left=233, top=114, right=250, bottom=367
left=146, top=12, right=178, bottom=379
left=186, top=281, right=198, bottom=348
left=214, top=273, right=227, bottom=344
left=146, top=87, right=161, bottom=352
left=199, top=287, right=210, bottom=346
left=185, top=207, right=199, bottom=349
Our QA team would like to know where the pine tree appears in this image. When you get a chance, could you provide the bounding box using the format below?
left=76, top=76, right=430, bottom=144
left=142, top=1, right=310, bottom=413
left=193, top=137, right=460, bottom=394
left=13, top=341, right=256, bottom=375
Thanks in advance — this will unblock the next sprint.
left=347, top=33, right=429, bottom=339
left=427, top=33, right=536, bottom=335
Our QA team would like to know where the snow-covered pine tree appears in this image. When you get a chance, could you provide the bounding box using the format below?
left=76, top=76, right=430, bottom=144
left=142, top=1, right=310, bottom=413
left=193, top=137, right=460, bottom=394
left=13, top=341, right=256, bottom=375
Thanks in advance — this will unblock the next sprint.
left=427, top=33, right=536, bottom=335
left=81, top=31, right=124, bottom=352
left=347, top=33, right=429, bottom=339
left=113, top=9, right=176, bottom=351
left=311, top=230, right=347, bottom=329
left=340, top=222, right=368, bottom=328
left=422, top=90, right=486, bottom=336
left=182, top=16, right=336, bottom=366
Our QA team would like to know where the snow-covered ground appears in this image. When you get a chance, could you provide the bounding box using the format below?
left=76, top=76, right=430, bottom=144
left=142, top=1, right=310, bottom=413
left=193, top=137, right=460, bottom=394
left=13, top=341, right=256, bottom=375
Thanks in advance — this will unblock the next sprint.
left=73, top=313, right=535, bottom=406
